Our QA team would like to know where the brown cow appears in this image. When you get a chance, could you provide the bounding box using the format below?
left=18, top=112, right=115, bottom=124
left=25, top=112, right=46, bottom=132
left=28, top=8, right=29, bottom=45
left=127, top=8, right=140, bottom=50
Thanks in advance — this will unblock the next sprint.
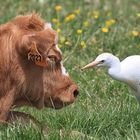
left=0, top=13, right=79, bottom=123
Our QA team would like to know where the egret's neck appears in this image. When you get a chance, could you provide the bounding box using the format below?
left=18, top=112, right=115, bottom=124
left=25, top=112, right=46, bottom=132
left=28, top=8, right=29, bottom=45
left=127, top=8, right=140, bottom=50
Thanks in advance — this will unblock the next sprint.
left=108, top=58, right=124, bottom=81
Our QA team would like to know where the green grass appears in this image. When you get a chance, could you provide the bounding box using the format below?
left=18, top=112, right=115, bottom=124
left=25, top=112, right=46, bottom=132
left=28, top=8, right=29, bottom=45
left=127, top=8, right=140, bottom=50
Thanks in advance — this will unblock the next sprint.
left=1, top=0, right=140, bottom=139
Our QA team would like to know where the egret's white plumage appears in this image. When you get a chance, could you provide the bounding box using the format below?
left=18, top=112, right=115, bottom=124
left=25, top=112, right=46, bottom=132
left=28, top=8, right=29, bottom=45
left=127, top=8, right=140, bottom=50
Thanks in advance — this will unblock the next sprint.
left=82, top=53, right=140, bottom=104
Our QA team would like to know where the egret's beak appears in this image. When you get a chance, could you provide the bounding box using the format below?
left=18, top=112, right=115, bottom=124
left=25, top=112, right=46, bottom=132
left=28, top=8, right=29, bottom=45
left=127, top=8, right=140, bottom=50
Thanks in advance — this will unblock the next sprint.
left=81, top=61, right=100, bottom=70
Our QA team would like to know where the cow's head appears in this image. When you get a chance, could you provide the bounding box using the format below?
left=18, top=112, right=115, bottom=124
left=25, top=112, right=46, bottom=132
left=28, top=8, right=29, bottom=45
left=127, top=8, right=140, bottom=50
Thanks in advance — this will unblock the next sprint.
left=27, top=28, right=79, bottom=109
left=14, top=14, right=79, bottom=109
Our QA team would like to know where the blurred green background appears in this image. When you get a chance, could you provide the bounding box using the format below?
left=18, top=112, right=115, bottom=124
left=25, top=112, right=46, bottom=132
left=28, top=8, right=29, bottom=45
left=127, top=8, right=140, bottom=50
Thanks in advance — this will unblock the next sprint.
left=1, top=0, right=140, bottom=139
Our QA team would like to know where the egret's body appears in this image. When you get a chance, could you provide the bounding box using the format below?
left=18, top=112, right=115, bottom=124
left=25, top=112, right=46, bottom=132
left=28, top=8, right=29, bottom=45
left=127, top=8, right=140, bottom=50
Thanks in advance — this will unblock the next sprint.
left=82, top=53, right=140, bottom=104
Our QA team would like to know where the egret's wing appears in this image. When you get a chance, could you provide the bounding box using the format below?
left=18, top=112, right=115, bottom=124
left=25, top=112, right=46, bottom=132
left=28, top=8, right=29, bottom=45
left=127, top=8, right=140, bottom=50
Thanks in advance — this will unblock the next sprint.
left=120, top=56, right=140, bottom=104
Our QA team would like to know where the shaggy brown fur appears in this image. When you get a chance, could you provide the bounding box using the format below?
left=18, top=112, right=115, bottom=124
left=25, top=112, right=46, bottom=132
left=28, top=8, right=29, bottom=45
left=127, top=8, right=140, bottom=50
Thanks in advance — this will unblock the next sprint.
left=0, top=13, right=79, bottom=123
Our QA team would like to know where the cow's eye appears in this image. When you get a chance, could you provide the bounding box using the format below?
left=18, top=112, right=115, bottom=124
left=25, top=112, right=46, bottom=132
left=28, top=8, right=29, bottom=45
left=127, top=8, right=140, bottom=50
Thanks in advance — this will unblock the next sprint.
left=48, top=55, right=56, bottom=62
left=47, top=56, right=57, bottom=68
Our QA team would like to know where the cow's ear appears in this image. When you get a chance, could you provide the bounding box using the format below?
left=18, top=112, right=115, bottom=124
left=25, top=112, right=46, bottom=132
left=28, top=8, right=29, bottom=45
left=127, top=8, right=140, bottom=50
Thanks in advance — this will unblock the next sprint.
left=28, top=42, right=48, bottom=67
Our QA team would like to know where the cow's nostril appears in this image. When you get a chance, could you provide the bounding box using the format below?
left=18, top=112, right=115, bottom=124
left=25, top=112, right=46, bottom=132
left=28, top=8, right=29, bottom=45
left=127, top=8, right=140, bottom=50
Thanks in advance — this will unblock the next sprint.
left=73, top=90, right=79, bottom=97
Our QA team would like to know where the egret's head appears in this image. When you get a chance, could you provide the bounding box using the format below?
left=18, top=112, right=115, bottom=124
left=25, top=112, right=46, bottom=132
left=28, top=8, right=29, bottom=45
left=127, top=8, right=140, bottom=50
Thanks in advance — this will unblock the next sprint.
left=81, top=53, right=118, bottom=70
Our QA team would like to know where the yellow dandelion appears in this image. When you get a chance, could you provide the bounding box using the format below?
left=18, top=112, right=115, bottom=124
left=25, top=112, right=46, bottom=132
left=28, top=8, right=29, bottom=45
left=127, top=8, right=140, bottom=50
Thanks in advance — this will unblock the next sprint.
left=92, top=11, right=99, bottom=19
left=105, top=19, right=116, bottom=27
left=105, top=20, right=112, bottom=27
left=137, top=13, right=140, bottom=17
left=55, top=5, right=62, bottom=12
left=94, top=15, right=98, bottom=19
left=60, top=36, right=66, bottom=44
left=77, top=29, right=83, bottom=34
left=132, top=30, right=139, bottom=37
left=101, top=27, right=109, bottom=33
left=64, top=17, right=70, bottom=23
left=56, top=28, right=61, bottom=33
left=52, top=18, right=59, bottom=24
left=80, top=41, right=87, bottom=48
left=74, top=9, right=80, bottom=14
left=65, top=41, right=71, bottom=46
left=110, top=19, right=116, bottom=24
left=64, top=14, right=76, bottom=22
left=83, top=21, right=89, bottom=27
left=68, top=14, right=76, bottom=20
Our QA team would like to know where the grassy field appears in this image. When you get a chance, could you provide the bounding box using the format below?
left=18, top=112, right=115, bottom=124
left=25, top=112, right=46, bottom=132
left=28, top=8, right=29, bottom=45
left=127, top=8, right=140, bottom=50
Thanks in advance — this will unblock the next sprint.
left=1, top=0, right=140, bottom=139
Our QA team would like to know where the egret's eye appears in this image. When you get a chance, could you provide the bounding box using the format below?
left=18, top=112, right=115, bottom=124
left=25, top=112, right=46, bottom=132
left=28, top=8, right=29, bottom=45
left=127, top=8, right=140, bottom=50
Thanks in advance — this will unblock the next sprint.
left=100, top=60, right=105, bottom=63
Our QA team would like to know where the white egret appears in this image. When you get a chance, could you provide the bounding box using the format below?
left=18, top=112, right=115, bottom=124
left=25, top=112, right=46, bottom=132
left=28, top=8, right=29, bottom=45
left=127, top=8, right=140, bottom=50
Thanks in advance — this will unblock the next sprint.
left=82, top=53, right=140, bottom=104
